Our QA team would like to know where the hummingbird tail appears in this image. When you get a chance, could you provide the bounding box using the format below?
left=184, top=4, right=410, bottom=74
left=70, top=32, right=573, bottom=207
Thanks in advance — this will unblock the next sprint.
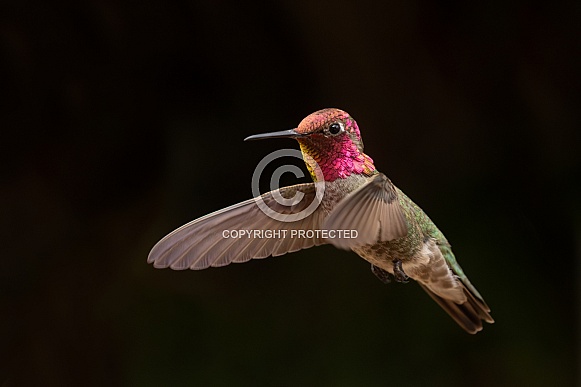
left=419, top=282, right=494, bottom=334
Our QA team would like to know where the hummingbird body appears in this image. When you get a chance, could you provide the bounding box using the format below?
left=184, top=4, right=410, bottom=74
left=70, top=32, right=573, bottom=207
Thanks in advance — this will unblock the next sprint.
left=148, top=108, right=493, bottom=333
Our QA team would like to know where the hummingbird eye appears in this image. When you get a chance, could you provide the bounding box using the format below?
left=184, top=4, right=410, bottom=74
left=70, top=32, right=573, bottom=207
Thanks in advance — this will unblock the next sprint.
left=328, top=122, right=344, bottom=136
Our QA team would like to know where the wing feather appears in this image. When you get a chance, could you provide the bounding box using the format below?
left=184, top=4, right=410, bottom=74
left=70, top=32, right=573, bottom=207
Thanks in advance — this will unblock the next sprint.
left=323, top=173, right=408, bottom=249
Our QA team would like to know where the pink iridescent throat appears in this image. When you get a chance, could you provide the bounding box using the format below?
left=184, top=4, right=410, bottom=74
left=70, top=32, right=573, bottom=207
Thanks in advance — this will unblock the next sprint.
left=297, top=135, right=376, bottom=182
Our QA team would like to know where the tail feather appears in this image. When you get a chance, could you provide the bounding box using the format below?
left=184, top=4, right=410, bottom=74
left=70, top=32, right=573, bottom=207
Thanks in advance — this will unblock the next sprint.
left=419, top=281, right=494, bottom=334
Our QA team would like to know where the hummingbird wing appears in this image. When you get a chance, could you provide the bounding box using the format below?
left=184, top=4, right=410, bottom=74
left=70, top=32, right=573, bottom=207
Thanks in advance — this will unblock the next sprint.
left=148, top=183, right=328, bottom=270
left=406, top=239, right=494, bottom=334
left=322, top=173, right=408, bottom=249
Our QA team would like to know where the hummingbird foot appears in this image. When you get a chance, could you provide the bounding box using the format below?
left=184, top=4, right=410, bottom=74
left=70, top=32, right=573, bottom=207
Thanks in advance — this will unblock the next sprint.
left=392, top=259, right=409, bottom=283
left=371, top=264, right=392, bottom=284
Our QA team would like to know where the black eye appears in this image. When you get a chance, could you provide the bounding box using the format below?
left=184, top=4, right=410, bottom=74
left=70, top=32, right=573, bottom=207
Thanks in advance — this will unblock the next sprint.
left=328, top=122, right=343, bottom=135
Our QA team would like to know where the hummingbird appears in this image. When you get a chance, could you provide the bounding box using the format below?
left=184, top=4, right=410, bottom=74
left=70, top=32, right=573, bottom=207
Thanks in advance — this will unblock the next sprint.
left=148, top=108, right=494, bottom=334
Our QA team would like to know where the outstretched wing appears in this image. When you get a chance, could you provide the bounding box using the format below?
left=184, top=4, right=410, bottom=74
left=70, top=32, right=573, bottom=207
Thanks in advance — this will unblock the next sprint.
left=323, top=173, right=408, bottom=249
left=148, top=183, right=327, bottom=270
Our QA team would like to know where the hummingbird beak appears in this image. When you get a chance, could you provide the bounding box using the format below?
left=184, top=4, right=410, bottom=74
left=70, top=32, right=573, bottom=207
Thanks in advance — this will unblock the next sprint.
left=244, top=128, right=303, bottom=141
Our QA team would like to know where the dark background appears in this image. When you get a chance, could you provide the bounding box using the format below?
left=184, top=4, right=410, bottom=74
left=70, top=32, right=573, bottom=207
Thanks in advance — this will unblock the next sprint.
left=1, top=1, right=579, bottom=386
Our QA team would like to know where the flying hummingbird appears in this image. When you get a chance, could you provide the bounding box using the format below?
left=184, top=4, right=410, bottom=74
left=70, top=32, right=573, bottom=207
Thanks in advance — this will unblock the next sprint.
left=148, top=108, right=494, bottom=334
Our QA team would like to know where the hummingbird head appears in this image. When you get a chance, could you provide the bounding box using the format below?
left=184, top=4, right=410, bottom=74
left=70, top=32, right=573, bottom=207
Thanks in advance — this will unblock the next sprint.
left=245, top=108, right=376, bottom=182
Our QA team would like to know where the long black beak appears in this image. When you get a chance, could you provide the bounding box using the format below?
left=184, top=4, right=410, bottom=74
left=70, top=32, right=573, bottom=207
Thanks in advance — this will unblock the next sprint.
left=244, top=128, right=302, bottom=141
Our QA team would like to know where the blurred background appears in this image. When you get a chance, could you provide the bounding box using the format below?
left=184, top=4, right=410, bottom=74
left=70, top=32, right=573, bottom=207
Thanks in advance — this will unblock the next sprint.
left=1, top=1, right=579, bottom=386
